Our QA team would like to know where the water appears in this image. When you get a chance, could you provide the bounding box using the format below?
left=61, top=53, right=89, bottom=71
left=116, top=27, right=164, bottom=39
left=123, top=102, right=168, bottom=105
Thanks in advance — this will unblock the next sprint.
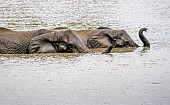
left=0, top=0, right=170, bottom=105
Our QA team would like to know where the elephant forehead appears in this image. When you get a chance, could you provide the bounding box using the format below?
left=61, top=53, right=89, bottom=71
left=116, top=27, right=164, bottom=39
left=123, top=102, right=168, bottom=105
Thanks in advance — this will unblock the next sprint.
left=94, top=29, right=118, bottom=38
left=48, top=32, right=59, bottom=41
left=55, top=30, right=84, bottom=45
left=37, top=29, right=52, bottom=34
left=108, top=30, right=118, bottom=37
left=117, top=30, right=131, bottom=38
left=54, top=31, right=68, bottom=41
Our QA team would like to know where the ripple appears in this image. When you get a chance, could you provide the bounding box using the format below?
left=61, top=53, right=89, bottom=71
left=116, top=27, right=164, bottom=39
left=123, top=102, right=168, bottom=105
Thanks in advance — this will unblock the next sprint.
left=0, top=0, right=170, bottom=105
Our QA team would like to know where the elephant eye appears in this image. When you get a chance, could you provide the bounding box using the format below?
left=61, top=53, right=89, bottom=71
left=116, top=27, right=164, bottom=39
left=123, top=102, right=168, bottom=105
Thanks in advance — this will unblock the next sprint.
left=125, top=41, right=129, bottom=45
left=119, top=33, right=123, bottom=36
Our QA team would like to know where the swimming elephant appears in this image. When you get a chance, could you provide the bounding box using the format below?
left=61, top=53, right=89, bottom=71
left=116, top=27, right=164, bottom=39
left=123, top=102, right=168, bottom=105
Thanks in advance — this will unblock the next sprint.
left=28, top=29, right=91, bottom=53
left=87, top=27, right=150, bottom=49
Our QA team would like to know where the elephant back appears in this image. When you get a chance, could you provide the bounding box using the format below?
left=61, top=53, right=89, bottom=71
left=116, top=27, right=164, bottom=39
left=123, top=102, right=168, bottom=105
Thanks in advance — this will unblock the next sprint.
left=0, top=27, right=13, bottom=33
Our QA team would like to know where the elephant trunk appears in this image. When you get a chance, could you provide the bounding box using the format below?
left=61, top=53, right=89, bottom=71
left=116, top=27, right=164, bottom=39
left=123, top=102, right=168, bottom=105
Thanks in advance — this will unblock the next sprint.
left=75, top=44, right=92, bottom=53
left=139, top=28, right=150, bottom=48
left=101, top=44, right=114, bottom=54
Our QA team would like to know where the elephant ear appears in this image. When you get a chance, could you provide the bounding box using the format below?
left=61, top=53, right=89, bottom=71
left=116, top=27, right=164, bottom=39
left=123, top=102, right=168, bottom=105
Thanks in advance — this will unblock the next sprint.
left=104, top=33, right=116, bottom=44
left=28, top=32, right=58, bottom=53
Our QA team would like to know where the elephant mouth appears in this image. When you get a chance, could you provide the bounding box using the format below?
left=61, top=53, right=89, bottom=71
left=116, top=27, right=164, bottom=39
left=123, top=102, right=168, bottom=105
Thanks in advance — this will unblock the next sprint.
left=63, top=44, right=74, bottom=53
left=52, top=42, right=74, bottom=53
left=115, top=39, right=131, bottom=48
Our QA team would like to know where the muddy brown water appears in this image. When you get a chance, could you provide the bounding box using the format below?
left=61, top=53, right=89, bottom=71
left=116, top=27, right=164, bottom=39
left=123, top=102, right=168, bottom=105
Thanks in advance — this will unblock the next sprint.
left=0, top=0, right=170, bottom=105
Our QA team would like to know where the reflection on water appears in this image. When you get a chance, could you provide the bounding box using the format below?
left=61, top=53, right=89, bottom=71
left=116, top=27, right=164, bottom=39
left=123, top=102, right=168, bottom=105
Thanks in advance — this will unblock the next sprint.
left=0, top=0, right=170, bottom=105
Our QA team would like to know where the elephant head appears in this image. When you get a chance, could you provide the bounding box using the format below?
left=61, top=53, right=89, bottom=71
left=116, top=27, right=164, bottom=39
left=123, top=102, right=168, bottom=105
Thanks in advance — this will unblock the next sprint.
left=29, top=29, right=91, bottom=53
left=87, top=28, right=150, bottom=48
left=112, top=29, right=139, bottom=47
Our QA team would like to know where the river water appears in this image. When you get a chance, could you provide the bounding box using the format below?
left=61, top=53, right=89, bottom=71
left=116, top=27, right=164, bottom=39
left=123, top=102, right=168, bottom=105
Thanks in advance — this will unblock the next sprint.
left=0, top=0, right=170, bottom=105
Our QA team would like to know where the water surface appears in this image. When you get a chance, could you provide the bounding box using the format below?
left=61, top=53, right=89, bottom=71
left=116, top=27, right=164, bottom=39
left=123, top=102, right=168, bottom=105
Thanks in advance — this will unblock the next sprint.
left=0, top=0, right=170, bottom=105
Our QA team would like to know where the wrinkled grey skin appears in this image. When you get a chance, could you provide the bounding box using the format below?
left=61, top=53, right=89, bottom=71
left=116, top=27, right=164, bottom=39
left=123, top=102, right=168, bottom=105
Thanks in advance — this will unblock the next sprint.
left=0, top=27, right=52, bottom=54
left=0, top=27, right=91, bottom=54
left=53, top=27, right=150, bottom=50
left=51, top=28, right=114, bottom=54
left=87, top=27, right=150, bottom=49
left=0, top=27, right=112, bottom=54
left=29, top=30, right=91, bottom=53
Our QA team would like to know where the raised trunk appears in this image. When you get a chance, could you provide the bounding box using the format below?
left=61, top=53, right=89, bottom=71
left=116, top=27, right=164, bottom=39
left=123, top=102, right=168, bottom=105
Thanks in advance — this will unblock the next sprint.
left=139, top=28, right=150, bottom=48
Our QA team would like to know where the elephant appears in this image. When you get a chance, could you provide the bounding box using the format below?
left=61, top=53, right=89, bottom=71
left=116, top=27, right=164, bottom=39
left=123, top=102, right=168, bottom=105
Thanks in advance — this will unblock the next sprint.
left=87, top=27, right=150, bottom=49
left=0, top=27, right=112, bottom=54
left=28, top=29, right=91, bottom=53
